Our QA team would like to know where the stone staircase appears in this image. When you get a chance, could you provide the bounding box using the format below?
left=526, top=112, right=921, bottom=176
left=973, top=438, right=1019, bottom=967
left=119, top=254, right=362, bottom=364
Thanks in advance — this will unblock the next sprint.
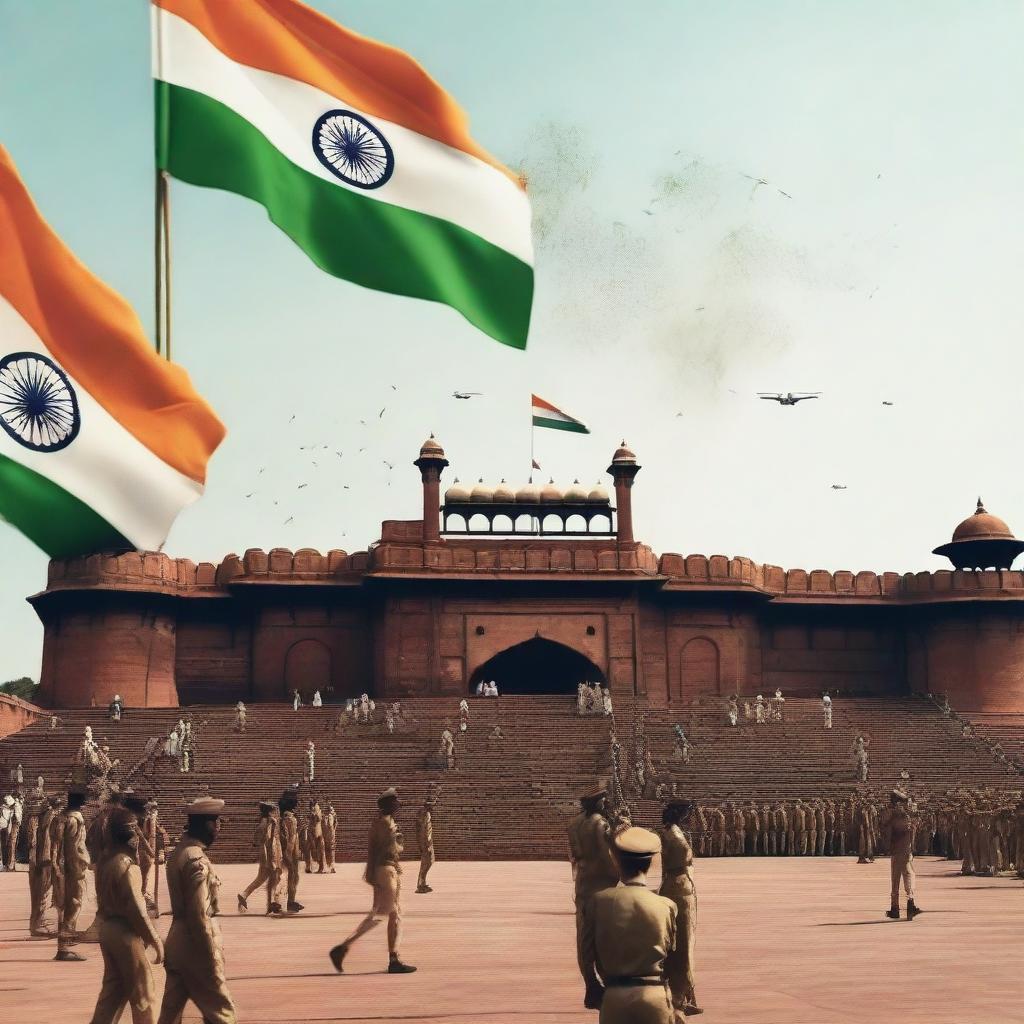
left=0, top=696, right=1018, bottom=862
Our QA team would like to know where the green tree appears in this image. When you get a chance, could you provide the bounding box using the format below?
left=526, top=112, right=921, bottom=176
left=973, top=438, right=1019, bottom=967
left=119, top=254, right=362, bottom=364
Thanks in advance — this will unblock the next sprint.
left=1, top=677, right=39, bottom=702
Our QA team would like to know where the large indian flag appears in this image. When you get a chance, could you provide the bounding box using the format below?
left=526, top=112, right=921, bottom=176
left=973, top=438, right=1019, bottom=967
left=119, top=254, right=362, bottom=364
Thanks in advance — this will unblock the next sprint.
left=0, top=146, right=225, bottom=559
left=152, top=0, right=534, bottom=349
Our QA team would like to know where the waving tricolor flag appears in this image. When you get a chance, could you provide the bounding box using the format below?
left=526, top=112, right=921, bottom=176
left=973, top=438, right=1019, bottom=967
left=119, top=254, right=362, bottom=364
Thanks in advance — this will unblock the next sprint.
left=153, top=0, right=534, bottom=349
left=531, top=394, right=589, bottom=434
left=0, top=147, right=225, bottom=559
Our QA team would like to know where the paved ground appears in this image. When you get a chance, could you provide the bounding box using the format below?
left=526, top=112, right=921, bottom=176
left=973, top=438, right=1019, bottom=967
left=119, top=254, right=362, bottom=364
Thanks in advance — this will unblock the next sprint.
left=1, top=857, right=1022, bottom=1023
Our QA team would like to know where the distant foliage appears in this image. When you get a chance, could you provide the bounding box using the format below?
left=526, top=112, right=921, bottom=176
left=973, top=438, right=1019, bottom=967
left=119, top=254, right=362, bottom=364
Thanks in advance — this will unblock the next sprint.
left=1, top=677, right=39, bottom=702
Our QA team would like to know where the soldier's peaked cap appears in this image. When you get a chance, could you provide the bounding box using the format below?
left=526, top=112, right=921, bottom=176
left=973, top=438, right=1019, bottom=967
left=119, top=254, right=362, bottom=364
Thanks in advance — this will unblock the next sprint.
left=890, top=789, right=909, bottom=801
left=580, top=786, right=607, bottom=801
left=67, top=784, right=88, bottom=797
left=185, top=797, right=225, bottom=816
left=258, top=800, right=275, bottom=811
left=377, top=787, right=400, bottom=805
left=614, top=826, right=661, bottom=856
left=122, top=794, right=149, bottom=813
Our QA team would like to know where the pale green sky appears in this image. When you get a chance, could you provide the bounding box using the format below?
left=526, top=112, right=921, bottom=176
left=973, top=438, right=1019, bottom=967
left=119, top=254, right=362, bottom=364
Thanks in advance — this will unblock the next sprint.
left=2, top=1, right=1024, bottom=681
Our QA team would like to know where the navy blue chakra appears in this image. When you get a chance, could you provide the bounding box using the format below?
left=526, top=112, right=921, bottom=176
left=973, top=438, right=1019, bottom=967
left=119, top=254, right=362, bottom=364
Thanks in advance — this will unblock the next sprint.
left=313, top=110, right=394, bottom=190
left=0, top=352, right=80, bottom=453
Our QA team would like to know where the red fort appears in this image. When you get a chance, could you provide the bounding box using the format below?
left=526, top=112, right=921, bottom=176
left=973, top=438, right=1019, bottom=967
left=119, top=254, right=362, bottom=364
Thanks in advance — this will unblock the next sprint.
left=27, top=437, right=1024, bottom=716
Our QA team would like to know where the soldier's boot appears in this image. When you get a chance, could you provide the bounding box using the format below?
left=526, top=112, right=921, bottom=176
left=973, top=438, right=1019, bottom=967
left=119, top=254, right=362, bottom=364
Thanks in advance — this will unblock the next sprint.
left=267, top=901, right=283, bottom=915
left=54, top=949, right=86, bottom=961
left=387, top=954, right=417, bottom=974
left=287, top=901, right=304, bottom=913
left=237, top=894, right=248, bottom=914
left=906, top=899, right=922, bottom=919
left=329, top=943, right=350, bottom=973
left=885, top=907, right=900, bottom=920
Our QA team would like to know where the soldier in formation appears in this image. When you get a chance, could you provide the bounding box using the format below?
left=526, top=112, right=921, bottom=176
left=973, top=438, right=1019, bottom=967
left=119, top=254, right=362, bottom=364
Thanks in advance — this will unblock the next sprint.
left=55, top=784, right=90, bottom=961
left=329, top=787, right=416, bottom=974
left=305, top=797, right=326, bottom=873
left=658, top=801, right=701, bottom=1017
left=567, top=786, right=621, bottom=992
left=158, top=797, right=237, bottom=1024
left=278, top=789, right=304, bottom=913
left=324, top=800, right=338, bottom=873
left=579, top=826, right=678, bottom=1022
left=88, top=805, right=163, bottom=1024
left=415, top=792, right=436, bottom=893
left=234, top=701, right=247, bottom=733
left=238, top=800, right=283, bottom=916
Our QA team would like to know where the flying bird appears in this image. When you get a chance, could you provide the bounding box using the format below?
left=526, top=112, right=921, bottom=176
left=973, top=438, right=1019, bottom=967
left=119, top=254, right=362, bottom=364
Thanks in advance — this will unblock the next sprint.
left=642, top=208, right=654, bottom=216
left=882, top=401, right=894, bottom=406
left=245, top=493, right=253, bottom=499
left=379, top=407, right=386, bottom=418
left=831, top=484, right=848, bottom=490
left=383, top=460, right=394, bottom=470
left=288, top=415, right=295, bottom=423
left=777, top=189, right=792, bottom=199
left=391, top=384, right=398, bottom=390
left=758, top=392, right=821, bottom=406
left=359, top=419, right=366, bottom=425
left=257, top=468, right=265, bottom=475
left=335, top=451, right=343, bottom=458
left=297, top=484, right=308, bottom=490
left=284, top=516, right=293, bottom=524
left=452, top=392, right=482, bottom=400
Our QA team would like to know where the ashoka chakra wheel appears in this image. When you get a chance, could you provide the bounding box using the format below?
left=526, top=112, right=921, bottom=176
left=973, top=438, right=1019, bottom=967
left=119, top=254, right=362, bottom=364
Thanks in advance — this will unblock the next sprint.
left=312, top=109, right=395, bottom=190
left=0, top=352, right=80, bottom=453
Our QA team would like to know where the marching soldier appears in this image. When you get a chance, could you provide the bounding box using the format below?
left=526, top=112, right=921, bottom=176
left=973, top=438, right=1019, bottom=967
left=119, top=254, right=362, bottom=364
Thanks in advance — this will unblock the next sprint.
left=25, top=796, right=51, bottom=936
left=856, top=798, right=875, bottom=864
left=48, top=794, right=65, bottom=931
left=329, top=787, right=416, bottom=974
left=89, top=806, right=163, bottom=1024
left=306, top=798, right=326, bottom=874
left=415, top=793, right=436, bottom=893
left=238, top=801, right=283, bottom=915
left=580, top=827, right=677, bottom=1022
left=659, top=801, right=701, bottom=1017
left=793, top=801, right=808, bottom=856
left=139, top=801, right=168, bottom=913
left=324, top=800, right=338, bottom=874
left=55, top=785, right=89, bottom=961
left=31, top=795, right=58, bottom=935
left=881, top=790, right=920, bottom=920
left=815, top=801, right=827, bottom=856
left=157, top=797, right=237, bottom=1024
left=780, top=802, right=793, bottom=856
left=278, top=790, right=304, bottom=913
left=566, top=787, right=621, bottom=988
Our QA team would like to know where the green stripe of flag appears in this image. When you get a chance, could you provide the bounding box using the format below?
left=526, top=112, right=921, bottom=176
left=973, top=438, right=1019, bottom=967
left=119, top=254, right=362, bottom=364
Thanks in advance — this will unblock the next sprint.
left=0, top=453, right=130, bottom=559
left=156, top=83, right=533, bottom=350
left=532, top=415, right=590, bottom=434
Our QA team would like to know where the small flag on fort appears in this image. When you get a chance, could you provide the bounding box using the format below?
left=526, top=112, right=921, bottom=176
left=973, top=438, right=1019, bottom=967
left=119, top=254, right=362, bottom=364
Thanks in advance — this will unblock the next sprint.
left=152, top=0, right=534, bottom=349
left=0, top=146, right=225, bottom=559
left=531, top=458, right=541, bottom=470
left=531, top=395, right=589, bottom=434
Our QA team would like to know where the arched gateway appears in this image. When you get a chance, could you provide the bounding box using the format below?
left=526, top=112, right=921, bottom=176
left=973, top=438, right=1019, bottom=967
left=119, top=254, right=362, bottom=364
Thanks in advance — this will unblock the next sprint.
left=469, top=637, right=606, bottom=695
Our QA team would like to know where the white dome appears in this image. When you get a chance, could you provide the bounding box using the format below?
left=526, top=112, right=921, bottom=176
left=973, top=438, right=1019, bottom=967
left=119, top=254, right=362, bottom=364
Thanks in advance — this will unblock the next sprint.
left=540, top=479, right=563, bottom=503
left=516, top=480, right=541, bottom=502
left=470, top=478, right=494, bottom=502
left=493, top=479, right=515, bottom=502
left=564, top=479, right=588, bottom=503
left=587, top=481, right=610, bottom=504
left=444, top=477, right=471, bottom=502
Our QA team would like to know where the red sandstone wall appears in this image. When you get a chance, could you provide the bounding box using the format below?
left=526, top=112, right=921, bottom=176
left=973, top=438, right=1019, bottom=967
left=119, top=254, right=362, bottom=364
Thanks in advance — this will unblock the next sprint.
left=37, top=607, right=178, bottom=708
left=0, top=694, right=42, bottom=737
left=909, top=607, right=1024, bottom=712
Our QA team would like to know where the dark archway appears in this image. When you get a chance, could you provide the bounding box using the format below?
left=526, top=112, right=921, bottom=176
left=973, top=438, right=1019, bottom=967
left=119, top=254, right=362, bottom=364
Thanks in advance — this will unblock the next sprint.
left=470, top=637, right=606, bottom=695
left=284, top=639, right=332, bottom=702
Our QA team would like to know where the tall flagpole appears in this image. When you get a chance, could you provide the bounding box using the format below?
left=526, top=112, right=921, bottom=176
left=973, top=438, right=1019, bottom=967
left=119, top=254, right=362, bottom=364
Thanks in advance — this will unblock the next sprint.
left=153, top=5, right=171, bottom=361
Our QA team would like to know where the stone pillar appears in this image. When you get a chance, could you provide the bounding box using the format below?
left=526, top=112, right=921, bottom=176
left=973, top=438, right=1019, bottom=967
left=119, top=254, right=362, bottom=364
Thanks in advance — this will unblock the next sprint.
left=413, top=434, right=449, bottom=543
left=607, top=441, right=641, bottom=545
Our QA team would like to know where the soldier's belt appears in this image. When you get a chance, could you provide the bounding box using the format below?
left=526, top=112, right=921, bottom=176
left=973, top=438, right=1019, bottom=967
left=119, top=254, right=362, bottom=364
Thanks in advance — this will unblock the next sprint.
left=604, top=976, right=665, bottom=987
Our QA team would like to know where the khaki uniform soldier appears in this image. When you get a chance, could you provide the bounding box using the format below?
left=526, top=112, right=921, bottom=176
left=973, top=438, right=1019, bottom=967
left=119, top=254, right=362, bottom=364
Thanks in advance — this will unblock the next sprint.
left=89, top=807, right=163, bottom=1024
left=49, top=796, right=66, bottom=921
left=329, top=787, right=417, bottom=974
left=31, top=798, right=57, bottom=935
left=761, top=804, right=772, bottom=855
left=278, top=791, right=304, bottom=913
left=710, top=807, right=727, bottom=857
left=780, top=803, right=793, bottom=856
left=805, top=801, right=818, bottom=855
left=580, top=827, right=678, bottom=1023
left=730, top=804, right=745, bottom=857
left=238, top=802, right=282, bottom=915
left=308, top=800, right=326, bottom=873
left=137, top=801, right=168, bottom=913
left=25, top=797, right=51, bottom=936
left=815, top=803, right=827, bottom=856
left=793, top=802, right=808, bottom=856
left=856, top=800, right=875, bottom=863
left=881, top=791, right=920, bottom=920
left=659, top=802, right=701, bottom=1017
left=567, top=788, right=621, bottom=985
left=415, top=795, right=436, bottom=893
left=4, top=795, right=22, bottom=869
left=56, top=786, right=90, bottom=961
left=324, top=802, right=338, bottom=873
left=693, top=805, right=708, bottom=857
left=746, top=805, right=760, bottom=856
left=157, top=797, right=237, bottom=1024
